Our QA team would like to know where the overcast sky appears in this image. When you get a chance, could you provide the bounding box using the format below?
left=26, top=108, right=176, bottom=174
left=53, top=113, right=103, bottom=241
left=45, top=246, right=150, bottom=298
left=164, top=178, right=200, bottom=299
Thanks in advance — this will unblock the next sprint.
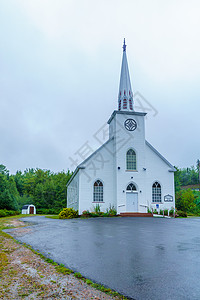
left=0, top=0, right=200, bottom=174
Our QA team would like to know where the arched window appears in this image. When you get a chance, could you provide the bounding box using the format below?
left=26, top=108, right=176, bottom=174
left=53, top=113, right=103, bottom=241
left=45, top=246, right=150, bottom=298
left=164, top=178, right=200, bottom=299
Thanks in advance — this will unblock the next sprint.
left=126, top=149, right=136, bottom=170
left=126, top=183, right=137, bottom=191
left=93, top=180, right=103, bottom=202
left=152, top=182, right=161, bottom=202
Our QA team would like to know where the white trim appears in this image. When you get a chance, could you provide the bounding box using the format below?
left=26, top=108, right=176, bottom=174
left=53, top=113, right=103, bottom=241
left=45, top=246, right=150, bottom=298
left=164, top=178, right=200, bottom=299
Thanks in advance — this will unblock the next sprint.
left=79, top=137, right=114, bottom=168
left=126, top=181, right=138, bottom=191
left=93, top=179, right=104, bottom=203
left=126, top=147, right=137, bottom=171
left=146, top=140, right=176, bottom=171
left=66, top=168, right=79, bottom=188
left=66, top=137, right=114, bottom=188
left=152, top=181, right=162, bottom=203
left=107, top=110, right=147, bottom=124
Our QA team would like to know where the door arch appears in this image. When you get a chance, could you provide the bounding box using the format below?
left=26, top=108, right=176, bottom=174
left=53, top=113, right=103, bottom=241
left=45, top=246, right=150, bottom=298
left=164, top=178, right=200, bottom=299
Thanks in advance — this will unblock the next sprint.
left=126, top=183, right=138, bottom=212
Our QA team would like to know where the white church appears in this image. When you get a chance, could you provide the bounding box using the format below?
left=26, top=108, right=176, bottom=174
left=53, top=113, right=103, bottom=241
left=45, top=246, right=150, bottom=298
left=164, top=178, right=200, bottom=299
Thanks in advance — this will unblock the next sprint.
left=67, top=40, right=175, bottom=215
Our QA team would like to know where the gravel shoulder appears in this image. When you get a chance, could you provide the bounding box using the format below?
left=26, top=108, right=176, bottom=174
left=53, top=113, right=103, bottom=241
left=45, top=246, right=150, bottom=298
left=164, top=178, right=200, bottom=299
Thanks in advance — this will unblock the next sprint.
left=0, top=217, right=124, bottom=300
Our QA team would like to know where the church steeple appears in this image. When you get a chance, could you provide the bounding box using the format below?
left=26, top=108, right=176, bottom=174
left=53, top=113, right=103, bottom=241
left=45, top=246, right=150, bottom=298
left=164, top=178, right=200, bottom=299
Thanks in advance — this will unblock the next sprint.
left=118, top=39, right=134, bottom=111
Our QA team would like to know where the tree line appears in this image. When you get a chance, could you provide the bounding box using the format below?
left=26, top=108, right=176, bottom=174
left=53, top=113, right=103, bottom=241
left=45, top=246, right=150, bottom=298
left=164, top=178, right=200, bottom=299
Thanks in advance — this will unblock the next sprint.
left=0, top=161, right=200, bottom=215
left=175, top=161, right=200, bottom=214
left=0, top=164, right=72, bottom=213
left=175, top=164, right=200, bottom=190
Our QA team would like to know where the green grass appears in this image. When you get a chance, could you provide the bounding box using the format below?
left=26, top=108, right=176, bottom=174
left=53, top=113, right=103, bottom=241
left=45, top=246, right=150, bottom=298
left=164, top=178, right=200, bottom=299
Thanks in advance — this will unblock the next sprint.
left=45, top=215, right=59, bottom=219
left=74, top=272, right=83, bottom=279
left=23, top=242, right=128, bottom=298
left=55, top=264, right=73, bottom=275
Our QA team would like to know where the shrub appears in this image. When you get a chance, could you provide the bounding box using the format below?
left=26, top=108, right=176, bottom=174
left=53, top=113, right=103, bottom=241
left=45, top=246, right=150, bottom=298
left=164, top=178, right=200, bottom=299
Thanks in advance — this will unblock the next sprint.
left=90, top=212, right=101, bottom=217
left=0, top=209, right=20, bottom=218
left=106, top=205, right=117, bottom=217
left=177, top=210, right=187, bottom=217
left=164, top=209, right=168, bottom=216
left=81, top=210, right=92, bottom=218
left=82, top=205, right=117, bottom=218
left=153, top=209, right=158, bottom=214
left=169, top=209, right=174, bottom=216
left=59, top=208, right=78, bottom=219
left=9, top=210, right=20, bottom=216
left=37, top=208, right=61, bottom=215
left=176, top=189, right=196, bottom=212
left=0, top=210, right=7, bottom=217
left=94, top=204, right=101, bottom=213
left=159, top=209, right=163, bottom=215
left=102, top=212, right=109, bottom=217
left=91, top=204, right=104, bottom=217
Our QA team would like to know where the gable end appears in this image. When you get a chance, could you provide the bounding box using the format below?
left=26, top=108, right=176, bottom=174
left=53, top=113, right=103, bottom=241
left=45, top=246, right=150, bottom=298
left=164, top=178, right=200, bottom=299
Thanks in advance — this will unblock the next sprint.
left=145, top=140, right=176, bottom=172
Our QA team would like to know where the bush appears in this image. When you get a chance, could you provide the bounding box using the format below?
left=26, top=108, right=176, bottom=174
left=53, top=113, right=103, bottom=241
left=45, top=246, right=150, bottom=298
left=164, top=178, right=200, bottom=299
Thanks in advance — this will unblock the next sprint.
left=94, top=204, right=101, bottom=214
left=106, top=205, right=117, bottom=217
left=159, top=209, right=163, bottom=215
left=164, top=209, right=168, bottom=216
left=176, top=189, right=196, bottom=212
left=169, top=209, right=174, bottom=216
left=0, top=210, right=7, bottom=217
left=90, top=212, right=99, bottom=217
left=59, top=208, right=78, bottom=219
left=0, top=209, right=20, bottom=218
left=36, top=208, right=61, bottom=215
left=81, top=205, right=117, bottom=218
left=91, top=204, right=104, bottom=217
left=177, top=210, right=187, bottom=217
left=153, top=209, right=158, bottom=214
left=81, top=210, right=92, bottom=218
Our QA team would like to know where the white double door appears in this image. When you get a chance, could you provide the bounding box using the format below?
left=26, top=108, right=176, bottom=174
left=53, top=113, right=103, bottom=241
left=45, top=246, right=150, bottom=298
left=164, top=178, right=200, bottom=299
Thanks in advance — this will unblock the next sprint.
left=126, top=192, right=138, bottom=212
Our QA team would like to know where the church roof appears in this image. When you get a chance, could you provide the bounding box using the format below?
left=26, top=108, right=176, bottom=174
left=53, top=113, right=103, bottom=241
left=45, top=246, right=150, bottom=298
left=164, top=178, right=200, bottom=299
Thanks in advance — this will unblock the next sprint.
left=145, top=141, right=176, bottom=171
left=118, top=39, right=134, bottom=112
left=66, top=137, right=114, bottom=187
left=78, top=137, right=114, bottom=168
left=66, top=137, right=175, bottom=189
left=107, top=110, right=146, bottom=124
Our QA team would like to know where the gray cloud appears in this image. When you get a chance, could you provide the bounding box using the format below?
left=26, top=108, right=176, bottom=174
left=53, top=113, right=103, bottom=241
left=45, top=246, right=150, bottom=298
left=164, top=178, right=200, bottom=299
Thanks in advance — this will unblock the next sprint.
left=0, top=0, right=200, bottom=173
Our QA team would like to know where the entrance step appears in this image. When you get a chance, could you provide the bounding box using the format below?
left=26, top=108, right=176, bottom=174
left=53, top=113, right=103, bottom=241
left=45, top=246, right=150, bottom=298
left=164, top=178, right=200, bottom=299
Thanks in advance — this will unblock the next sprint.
left=119, top=212, right=153, bottom=217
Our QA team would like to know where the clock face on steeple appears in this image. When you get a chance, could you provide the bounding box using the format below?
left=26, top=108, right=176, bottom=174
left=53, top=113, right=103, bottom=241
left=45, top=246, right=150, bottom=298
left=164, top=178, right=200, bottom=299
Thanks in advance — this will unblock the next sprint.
left=124, top=119, right=137, bottom=131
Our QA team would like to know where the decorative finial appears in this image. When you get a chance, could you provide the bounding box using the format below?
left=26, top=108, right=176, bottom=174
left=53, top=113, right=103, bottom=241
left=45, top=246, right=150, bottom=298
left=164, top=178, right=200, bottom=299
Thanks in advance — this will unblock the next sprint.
left=123, top=38, right=126, bottom=52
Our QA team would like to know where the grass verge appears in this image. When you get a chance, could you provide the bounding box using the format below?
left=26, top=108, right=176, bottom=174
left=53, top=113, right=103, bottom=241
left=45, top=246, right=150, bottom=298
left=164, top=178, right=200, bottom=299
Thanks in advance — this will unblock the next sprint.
left=23, top=243, right=128, bottom=299
left=0, top=215, right=129, bottom=300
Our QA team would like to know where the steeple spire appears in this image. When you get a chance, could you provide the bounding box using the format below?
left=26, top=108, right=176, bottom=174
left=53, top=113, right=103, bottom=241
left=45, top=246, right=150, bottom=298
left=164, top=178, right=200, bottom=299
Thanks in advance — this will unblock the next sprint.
left=118, top=39, right=134, bottom=111
left=123, top=38, right=126, bottom=52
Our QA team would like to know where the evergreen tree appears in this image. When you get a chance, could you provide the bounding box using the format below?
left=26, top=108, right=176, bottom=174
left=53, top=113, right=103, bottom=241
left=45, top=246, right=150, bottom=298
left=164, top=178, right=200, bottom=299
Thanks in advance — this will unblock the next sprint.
left=0, top=164, right=72, bottom=212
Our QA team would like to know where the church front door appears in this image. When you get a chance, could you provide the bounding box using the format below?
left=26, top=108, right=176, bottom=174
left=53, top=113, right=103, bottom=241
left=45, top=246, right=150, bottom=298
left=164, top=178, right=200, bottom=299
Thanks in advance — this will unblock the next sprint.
left=126, top=192, right=138, bottom=212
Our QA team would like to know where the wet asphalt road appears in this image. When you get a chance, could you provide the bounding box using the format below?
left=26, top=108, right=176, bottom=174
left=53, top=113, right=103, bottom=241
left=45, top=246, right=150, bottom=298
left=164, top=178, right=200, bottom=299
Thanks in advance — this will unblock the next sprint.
left=5, top=216, right=200, bottom=300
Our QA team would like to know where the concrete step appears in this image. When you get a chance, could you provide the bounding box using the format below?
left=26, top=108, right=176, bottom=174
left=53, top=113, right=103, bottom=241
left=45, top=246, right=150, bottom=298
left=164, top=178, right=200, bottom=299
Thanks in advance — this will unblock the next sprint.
left=119, top=212, right=153, bottom=217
